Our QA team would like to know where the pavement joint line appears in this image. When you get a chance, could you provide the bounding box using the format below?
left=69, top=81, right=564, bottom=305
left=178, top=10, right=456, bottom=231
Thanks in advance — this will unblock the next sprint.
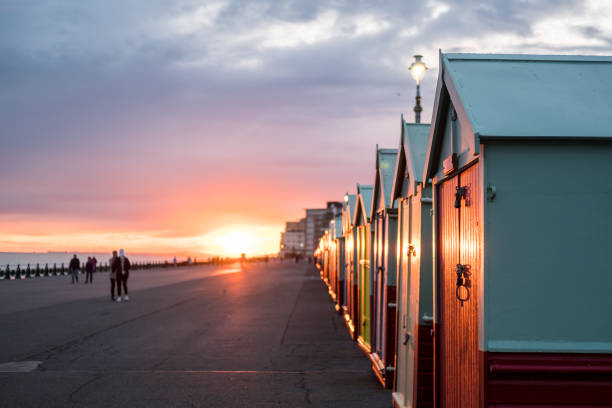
left=23, top=290, right=219, bottom=363
left=279, top=273, right=306, bottom=345
left=0, top=369, right=370, bottom=374
left=68, top=373, right=101, bottom=403
left=297, top=372, right=313, bottom=405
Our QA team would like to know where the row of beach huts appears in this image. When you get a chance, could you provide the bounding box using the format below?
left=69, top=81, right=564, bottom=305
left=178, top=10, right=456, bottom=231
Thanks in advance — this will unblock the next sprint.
left=314, top=52, right=612, bottom=407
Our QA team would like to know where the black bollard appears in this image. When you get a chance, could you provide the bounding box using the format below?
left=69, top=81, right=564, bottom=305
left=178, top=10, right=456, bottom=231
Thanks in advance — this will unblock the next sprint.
left=0, top=265, right=6, bottom=280
left=53, top=263, right=57, bottom=276
left=26, top=264, right=31, bottom=279
left=36, top=263, right=41, bottom=277
left=44, top=263, right=49, bottom=277
left=11, top=265, right=17, bottom=280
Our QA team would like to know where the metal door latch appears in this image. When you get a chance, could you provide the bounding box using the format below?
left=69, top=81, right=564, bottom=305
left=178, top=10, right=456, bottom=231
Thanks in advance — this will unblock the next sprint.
left=455, top=264, right=471, bottom=306
left=403, top=332, right=411, bottom=345
left=407, top=245, right=416, bottom=257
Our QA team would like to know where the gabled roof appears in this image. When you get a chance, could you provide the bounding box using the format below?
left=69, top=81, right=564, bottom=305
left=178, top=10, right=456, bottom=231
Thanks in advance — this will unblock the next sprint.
left=424, top=52, right=612, bottom=180
left=354, top=184, right=374, bottom=226
left=371, top=147, right=397, bottom=218
left=334, top=215, right=343, bottom=238
left=344, top=193, right=357, bottom=229
left=349, top=192, right=359, bottom=227
left=329, top=218, right=336, bottom=240
left=391, top=115, right=430, bottom=201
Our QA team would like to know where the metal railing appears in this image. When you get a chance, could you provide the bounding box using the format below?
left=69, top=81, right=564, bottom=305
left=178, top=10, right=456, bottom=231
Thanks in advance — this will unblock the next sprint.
left=0, top=260, right=205, bottom=281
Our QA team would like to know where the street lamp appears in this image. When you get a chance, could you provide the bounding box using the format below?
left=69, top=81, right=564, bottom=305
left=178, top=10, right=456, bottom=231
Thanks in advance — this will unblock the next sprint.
left=409, top=55, right=428, bottom=123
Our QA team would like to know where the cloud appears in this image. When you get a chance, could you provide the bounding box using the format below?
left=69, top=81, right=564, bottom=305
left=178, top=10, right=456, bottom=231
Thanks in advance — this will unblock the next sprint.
left=1, top=0, right=611, bottom=254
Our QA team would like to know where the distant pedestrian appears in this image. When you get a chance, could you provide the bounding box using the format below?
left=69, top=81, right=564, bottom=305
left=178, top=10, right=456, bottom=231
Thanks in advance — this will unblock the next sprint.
left=85, top=257, right=94, bottom=283
left=69, top=254, right=80, bottom=284
left=112, top=249, right=131, bottom=302
left=110, top=251, right=118, bottom=301
left=92, top=256, right=98, bottom=271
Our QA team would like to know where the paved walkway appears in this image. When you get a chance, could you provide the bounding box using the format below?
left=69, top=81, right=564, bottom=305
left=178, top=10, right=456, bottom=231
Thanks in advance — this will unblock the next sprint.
left=0, top=262, right=390, bottom=407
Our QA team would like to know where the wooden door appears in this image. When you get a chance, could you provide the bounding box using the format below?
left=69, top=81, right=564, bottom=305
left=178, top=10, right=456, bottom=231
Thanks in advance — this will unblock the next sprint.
left=412, top=194, right=434, bottom=407
left=359, top=225, right=372, bottom=347
left=349, top=230, right=359, bottom=336
left=437, top=163, right=481, bottom=408
left=397, top=198, right=414, bottom=404
left=375, top=212, right=385, bottom=355
left=347, top=232, right=354, bottom=315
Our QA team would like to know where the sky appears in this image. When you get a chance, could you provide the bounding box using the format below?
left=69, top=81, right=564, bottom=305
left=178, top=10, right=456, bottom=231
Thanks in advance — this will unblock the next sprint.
left=2, top=0, right=612, bottom=257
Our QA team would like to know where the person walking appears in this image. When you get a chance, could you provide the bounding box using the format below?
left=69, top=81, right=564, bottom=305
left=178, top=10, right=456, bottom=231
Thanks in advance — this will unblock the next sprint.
left=110, top=251, right=118, bottom=301
left=69, top=254, right=80, bottom=284
left=112, top=249, right=131, bottom=302
left=85, top=257, right=94, bottom=283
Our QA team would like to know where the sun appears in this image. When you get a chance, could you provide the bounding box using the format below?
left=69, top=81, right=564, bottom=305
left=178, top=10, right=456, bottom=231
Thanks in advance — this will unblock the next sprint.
left=216, top=230, right=257, bottom=256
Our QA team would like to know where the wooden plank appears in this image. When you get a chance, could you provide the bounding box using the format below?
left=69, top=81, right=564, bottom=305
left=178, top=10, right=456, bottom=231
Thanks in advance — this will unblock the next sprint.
left=437, top=174, right=459, bottom=407
left=458, top=163, right=482, bottom=407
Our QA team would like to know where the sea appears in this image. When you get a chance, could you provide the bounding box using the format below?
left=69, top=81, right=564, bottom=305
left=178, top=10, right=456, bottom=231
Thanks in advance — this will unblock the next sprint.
left=0, top=252, right=190, bottom=269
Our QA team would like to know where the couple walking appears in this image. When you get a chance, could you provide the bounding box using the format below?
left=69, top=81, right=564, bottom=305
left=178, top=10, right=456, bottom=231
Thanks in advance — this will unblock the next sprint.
left=110, top=249, right=131, bottom=302
left=68, top=254, right=98, bottom=284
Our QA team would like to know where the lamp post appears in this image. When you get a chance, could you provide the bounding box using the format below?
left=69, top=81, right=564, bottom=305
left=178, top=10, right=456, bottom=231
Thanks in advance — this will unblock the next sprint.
left=409, top=55, right=428, bottom=124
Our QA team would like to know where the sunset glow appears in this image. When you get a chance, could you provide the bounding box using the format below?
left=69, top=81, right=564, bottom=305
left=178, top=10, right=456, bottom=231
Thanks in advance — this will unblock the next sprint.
left=216, top=230, right=256, bottom=256
left=198, top=225, right=281, bottom=257
left=3, top=1, right=612, bottom=258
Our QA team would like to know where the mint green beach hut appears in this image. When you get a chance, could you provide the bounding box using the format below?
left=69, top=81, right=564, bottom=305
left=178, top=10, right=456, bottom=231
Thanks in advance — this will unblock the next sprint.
left=424, top=52, right=612, bottom=407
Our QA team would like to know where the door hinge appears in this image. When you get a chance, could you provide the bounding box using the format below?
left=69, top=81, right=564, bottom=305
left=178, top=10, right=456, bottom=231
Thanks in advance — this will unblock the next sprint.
left=421, top=315, right=434, bottom=323
left=454, top=186, right=467, bottom=208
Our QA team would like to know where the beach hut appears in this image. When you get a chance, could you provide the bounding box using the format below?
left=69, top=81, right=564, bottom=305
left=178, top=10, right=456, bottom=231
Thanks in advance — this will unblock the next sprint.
left=424, top=52, right=612, bottom=407
left=354, top=184, right=374, bottom=352
left=343, top=193, right=359, bottom=338
left=327, top=218, right=336, bottom=300
left=331, top=214, right=346, bottom=312
left=390, top=117, right=433, bottom=408
left=325, top=216, right=343, bottom=304
left=370, top=147, right=399, bottom=387
left=315, top=228, right=329, bottom=273
left=321, top=228, right=330, bottom=283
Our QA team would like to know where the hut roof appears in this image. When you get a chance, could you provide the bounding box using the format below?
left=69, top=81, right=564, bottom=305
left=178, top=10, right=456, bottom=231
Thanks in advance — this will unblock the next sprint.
left=391, top=117, right=430, bottom=201
left=334, top=215, right=343, bottom=238
left=354, top=184, right=374, bottom=226
left=344, top=194, right=357, bottom=228
left=444, top=53, right=612, bottom=139
left=371, top=148, right=398, bottom=217
left=424, top=52, right=612, bottom=181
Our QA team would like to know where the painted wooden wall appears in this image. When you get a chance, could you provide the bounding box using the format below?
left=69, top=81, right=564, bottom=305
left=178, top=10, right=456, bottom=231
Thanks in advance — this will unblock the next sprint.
left=437, top=163, right=482, bottom=408
left=482, top=141, right=612, bottom=353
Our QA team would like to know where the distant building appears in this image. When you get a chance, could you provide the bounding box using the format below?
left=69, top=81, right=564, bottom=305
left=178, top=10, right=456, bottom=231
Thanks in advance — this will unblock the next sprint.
left=279, top=218, right=305, bottom=258
left=304, top=202, right=342, bottom=257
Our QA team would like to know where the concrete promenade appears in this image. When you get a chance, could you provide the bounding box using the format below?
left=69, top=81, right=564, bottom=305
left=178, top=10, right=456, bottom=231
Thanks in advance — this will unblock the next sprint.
left=0, top=262, right=390, bottom=407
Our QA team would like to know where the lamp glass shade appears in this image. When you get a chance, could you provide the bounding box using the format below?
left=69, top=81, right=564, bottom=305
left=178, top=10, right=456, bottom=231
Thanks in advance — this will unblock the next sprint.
left=409, top=55, right=428, bottom=85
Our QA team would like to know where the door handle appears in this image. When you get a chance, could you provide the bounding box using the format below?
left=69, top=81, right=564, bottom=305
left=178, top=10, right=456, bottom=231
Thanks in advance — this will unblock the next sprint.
left=403, top=332, right=411, bottom=345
